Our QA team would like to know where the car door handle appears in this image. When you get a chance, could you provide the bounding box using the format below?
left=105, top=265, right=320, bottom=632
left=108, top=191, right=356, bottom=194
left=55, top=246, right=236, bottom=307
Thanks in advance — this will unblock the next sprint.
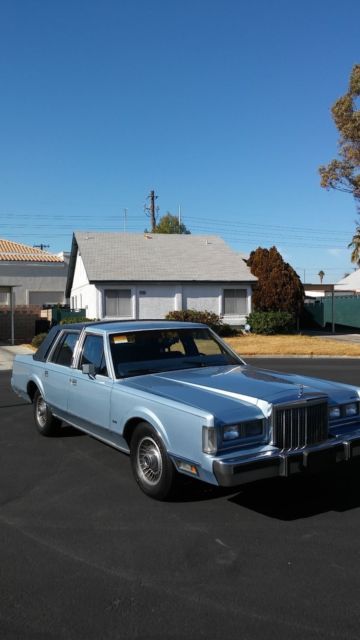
left=69, top=378, right=77, bottom=386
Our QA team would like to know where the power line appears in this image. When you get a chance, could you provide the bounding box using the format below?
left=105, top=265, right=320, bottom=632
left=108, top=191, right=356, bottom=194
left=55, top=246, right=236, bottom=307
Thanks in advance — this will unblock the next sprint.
left=0, top=210, right=353, bottom=236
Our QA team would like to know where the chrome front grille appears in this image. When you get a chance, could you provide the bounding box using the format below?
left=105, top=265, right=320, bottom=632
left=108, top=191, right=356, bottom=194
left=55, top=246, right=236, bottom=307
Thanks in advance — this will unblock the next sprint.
left=272, top=400, right=328, bottom=451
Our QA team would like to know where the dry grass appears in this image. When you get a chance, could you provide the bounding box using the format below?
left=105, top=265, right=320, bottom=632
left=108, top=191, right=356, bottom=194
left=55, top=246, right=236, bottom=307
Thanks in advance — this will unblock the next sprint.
left=24, top=335, right=360, bottom=358
left=224, top=334, right=360, bottom=357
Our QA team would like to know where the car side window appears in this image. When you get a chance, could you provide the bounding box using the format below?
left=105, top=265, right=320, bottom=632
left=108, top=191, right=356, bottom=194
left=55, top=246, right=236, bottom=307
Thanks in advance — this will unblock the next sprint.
left=79, top=335, right=108, bottom=377
left=50, top=332, right=80, bottom=367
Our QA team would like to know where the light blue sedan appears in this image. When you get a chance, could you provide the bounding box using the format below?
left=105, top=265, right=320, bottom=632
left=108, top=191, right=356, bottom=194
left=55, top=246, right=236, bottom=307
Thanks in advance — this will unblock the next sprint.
left=11, top=320, right=360, bottom=499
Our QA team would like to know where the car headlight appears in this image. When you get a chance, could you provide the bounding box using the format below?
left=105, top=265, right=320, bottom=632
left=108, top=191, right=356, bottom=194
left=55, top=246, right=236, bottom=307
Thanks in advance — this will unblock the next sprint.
left=223, top=425, right=241, bottom=440
left=329, top=406, right=341, bottom=419
left=329, top=402, right=359, bottom=420
left=203, top=420, right=265, bottom=454
left=223, top=420, right=264, bottom=442
left=345, top=402, right=359, bottom=417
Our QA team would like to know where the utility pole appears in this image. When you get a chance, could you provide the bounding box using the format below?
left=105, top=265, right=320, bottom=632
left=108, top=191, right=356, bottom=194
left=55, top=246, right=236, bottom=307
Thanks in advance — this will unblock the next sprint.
left=145, top=190, right=158, bottom=232
left=33, top=243, right=50, bottom=251
left=123, top=208, right=128, bottom=232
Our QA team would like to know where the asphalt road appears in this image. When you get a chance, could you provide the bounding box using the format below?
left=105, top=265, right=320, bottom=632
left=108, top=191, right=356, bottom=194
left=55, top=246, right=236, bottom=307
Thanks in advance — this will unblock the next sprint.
left=2, top=359, right=360, bottom=640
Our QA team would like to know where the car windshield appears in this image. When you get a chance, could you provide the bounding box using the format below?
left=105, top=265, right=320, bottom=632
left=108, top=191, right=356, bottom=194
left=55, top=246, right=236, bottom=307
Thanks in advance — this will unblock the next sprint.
left=109, top=328, right=241, bottom=378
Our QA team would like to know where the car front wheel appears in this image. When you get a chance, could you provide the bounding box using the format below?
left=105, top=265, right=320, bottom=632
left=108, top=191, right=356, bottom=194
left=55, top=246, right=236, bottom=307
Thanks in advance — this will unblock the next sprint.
left=130, top=423, right=176, bottom=500
left=33, top=389, right=61, bottom=436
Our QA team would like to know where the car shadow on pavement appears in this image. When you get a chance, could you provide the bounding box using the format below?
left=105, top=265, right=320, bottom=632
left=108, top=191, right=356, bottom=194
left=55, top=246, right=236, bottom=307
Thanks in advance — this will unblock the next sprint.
left=171, top=477, right=238, bottom=502
left=57, top=424, right=86, bottom=438
left=228, top=459, right=360, bottom=519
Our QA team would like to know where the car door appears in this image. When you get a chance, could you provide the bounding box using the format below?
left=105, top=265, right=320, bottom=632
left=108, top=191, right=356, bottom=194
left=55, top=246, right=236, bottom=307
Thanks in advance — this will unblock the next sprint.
left=42, top=330, right=81, bottom=416
left=67, top=333, right=113, bottom=433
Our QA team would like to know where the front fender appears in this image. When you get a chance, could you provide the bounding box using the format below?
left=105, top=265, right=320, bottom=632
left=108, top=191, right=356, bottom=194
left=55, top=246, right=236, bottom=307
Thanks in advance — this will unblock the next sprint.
left=120, top=405, right=171, bottom=449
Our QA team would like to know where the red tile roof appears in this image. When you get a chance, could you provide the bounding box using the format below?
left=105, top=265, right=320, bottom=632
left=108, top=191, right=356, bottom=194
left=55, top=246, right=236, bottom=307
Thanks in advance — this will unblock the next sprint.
left=0, top=239, right=63, bottom=263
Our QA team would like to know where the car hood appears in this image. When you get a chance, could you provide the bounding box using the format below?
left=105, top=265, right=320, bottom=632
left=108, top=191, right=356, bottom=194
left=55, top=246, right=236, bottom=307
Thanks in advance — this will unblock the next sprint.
left=122, top=365, right=359, bottom=423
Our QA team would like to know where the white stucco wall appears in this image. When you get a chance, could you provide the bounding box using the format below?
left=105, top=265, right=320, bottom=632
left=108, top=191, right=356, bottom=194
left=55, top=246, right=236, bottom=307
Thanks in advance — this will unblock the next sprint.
left=70, top=253, right=99, bottom=318
left=0, top=262, right=68, bottom=305
left=183, top=284, right=252, bottom=325
left=305, top=290, right=326, bottom=298
left=77, top=282, right=253, bottom=325
left=72, top=253, right=89, bottom=289
left=183, top=285, right=220, bottom=313
left=70, top=283, right=98, bottom=318
left=137, top=285, right=178, bottom=319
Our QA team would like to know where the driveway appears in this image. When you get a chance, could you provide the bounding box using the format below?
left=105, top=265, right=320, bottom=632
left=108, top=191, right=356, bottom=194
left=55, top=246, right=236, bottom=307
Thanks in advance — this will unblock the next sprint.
left=0, top=345, right=33, bottom=371
left=2, top=360, right=360, bottom=639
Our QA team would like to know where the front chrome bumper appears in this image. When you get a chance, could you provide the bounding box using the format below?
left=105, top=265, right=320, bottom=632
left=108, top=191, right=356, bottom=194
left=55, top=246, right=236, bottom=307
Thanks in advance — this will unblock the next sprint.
left=213, top=434, right=360, bottom=487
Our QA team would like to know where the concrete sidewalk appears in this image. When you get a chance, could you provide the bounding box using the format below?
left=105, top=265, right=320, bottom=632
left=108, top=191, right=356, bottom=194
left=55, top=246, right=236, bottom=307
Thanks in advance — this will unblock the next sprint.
left=0, top=345, right=34, bottom=371
left=315, top=333, right=360, bottom=343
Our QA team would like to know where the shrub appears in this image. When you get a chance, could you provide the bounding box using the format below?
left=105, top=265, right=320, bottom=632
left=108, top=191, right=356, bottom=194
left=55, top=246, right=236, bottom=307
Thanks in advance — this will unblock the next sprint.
left=165, top=309, right=236, bottom=336
left=31, top=333, right=48, bottom=349
left=216, top=323, right=236, bottom=337
left=247, top=311, right=295, bottom=335
left=59, top=316, right=92, bottom=325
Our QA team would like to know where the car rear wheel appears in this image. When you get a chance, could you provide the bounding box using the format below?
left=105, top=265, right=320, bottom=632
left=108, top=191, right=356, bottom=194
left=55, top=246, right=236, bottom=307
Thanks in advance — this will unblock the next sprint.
left=130, top=422, right=176, bottom=500
left=33, top=389, right=61, bottom=436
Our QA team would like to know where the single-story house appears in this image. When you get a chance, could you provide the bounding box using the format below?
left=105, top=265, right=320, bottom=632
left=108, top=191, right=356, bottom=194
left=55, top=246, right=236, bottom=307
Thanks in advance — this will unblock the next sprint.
left=335, top=270, right=360, bottom=294
left=65, top=232, right=257, bottom=325
left=0, top=239, right=69, bottom=306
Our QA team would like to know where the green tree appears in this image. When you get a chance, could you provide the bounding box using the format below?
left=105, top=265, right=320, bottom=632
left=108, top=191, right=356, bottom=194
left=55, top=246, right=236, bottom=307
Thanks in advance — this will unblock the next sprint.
left=348, top=226, right=360, bottom=265
left=247, top=246, right=304, bottom=314
left=149, top=212, right=191, bottom=234
left=318, top=270, right=325, bottom=284
left=319, top=64, right=360, bottom=205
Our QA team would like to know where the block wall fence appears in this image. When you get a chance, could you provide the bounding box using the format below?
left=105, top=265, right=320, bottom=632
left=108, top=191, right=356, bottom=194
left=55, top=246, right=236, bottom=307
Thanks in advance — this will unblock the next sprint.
left=0, top=305, right=42, bottom=343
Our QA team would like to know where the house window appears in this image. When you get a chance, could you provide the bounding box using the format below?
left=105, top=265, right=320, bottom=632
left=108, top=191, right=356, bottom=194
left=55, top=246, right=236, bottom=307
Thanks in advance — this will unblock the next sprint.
left=223, top=289, right=247, bottom=315
left=105, top=289, right=132, bottom=317
left=0, top=292, right=9, bottom=305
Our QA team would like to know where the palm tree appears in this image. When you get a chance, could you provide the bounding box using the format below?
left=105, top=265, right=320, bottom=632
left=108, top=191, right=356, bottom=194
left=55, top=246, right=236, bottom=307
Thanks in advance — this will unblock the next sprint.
left=348, top=226, right=360, bottom=266
left=318, top=270, right=325, bottom=284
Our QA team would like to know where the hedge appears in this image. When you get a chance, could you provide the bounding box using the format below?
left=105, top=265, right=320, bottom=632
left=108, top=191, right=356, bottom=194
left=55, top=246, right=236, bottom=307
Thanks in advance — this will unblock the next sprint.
left=165, top=310, right=236, bottom=336
left=246, top=311, right=295, bottom=335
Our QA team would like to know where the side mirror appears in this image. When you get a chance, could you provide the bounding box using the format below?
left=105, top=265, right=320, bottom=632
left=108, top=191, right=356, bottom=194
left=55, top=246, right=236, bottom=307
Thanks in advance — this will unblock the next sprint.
left=82, top=363, right=96, bottom=376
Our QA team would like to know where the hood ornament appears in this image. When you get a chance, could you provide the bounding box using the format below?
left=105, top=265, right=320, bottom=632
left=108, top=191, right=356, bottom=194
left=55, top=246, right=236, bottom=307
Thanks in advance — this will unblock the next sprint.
left=298, top=384, right=304, bottom=399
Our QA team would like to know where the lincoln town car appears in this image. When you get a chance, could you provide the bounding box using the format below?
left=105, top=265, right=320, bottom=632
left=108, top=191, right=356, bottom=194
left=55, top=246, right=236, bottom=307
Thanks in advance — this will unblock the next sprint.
left=11, top=321, right=360, bottom=499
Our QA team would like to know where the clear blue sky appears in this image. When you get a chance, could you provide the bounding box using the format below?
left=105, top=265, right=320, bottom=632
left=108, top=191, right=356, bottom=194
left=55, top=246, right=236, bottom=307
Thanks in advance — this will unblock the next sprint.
left=1, top=0, right=359, bottom=283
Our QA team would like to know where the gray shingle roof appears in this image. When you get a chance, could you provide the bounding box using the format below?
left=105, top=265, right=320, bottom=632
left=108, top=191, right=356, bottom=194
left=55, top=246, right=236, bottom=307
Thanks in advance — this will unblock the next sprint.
left=73, top=232, right=256, bottom=282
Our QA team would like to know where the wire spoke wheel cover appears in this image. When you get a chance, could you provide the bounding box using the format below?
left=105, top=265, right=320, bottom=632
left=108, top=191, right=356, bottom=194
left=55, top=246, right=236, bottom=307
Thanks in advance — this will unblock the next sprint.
left=130, top=422, right=176, bottom=500
left=137, top=436, right=163, bottom=485
left=33, top=389, right=61, bottom=436
left=36, top=396, right=48, bottom=428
